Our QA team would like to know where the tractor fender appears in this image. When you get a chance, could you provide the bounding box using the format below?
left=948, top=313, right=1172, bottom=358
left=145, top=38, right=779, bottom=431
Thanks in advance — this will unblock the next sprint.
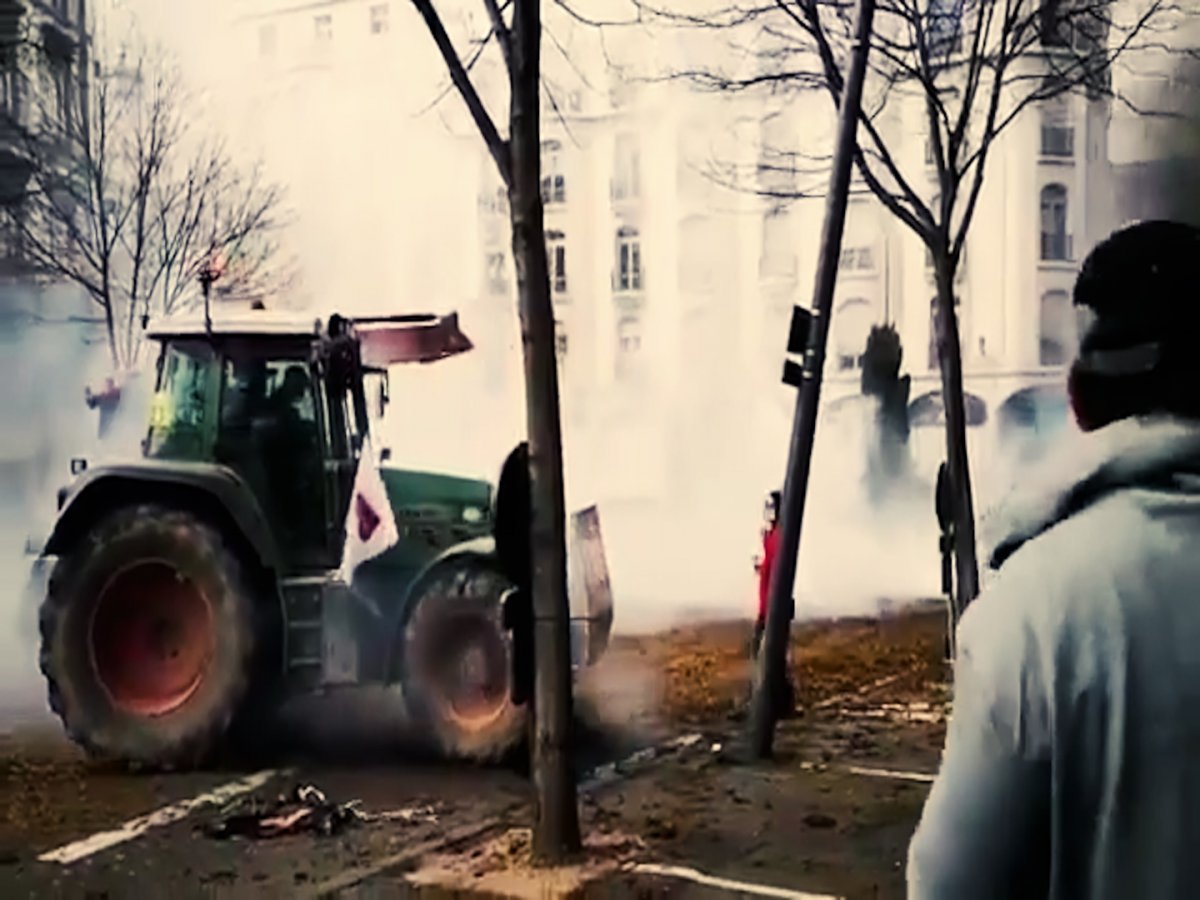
left=398, top=537, right=500, bottom=613
left=44, top=462, right=282, bottom=575
left=385, top=537, right=502, bottom=683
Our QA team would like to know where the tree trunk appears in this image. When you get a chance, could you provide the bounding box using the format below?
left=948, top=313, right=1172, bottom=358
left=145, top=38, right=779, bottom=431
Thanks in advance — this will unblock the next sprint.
left=509, top=0, right=582, bottom=863
left=102, top=294, right=119, bottom=369
left=933, top=264, right=981, bottom=616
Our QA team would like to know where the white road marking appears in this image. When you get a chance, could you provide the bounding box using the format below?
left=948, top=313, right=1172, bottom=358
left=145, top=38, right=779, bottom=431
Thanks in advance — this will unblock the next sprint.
left=844, top=765, right=935, bottom=784
left=630, top=863, right=844, bottom=900
left=38, top=769, right=283, bottom=866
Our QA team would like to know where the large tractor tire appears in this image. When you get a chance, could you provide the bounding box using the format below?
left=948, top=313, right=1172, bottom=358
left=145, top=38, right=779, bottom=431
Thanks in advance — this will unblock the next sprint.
left=399, top=557, right=526, bottom=763
left=39, top=505, right=262, bottom=769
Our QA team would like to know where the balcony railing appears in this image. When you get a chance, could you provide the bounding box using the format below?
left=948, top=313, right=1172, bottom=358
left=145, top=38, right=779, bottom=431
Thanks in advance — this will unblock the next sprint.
left=1040, top=232, right=1072, bottom=262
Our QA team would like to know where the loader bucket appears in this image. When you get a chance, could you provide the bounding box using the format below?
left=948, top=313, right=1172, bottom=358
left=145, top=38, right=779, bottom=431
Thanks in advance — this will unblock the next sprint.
left=569, top=505, right=614, bottom=666
left=354, top=313, right=473, bottom=367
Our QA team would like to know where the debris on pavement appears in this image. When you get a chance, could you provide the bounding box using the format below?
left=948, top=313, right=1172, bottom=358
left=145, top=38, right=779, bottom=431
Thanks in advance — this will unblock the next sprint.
left=199, top=783, right=438, bottom=841
left=403, top=827, right=648, bottom=897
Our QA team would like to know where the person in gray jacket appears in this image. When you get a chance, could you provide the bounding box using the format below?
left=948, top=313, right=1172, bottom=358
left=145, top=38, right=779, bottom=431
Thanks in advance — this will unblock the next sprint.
left=908, top=219, right=1200, bottom=900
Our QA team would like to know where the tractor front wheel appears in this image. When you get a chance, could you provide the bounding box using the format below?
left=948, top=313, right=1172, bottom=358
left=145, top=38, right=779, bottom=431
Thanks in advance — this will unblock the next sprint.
left=39, top=506, right=262, bottom=769
left=399, top=559, right=526, bottom=763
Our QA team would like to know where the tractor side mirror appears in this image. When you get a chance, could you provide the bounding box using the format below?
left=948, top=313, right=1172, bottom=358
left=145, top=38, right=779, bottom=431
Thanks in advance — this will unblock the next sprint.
left=70, top=458, right=88, bottom=476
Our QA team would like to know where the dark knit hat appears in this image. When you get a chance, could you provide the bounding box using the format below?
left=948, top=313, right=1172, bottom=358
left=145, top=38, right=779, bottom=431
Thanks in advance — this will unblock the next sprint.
left=1073, top=220, right=1200, bottom=377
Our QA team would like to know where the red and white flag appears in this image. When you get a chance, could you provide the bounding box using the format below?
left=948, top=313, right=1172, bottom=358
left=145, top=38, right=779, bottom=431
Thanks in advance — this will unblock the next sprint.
left=339, top=438, right=400, bottom=581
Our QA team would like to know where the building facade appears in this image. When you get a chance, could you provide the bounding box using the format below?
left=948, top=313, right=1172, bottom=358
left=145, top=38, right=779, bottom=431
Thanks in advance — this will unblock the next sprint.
left=0, top=0, right=100, bottom=525
left=458, top=6, right=1171, bottom=509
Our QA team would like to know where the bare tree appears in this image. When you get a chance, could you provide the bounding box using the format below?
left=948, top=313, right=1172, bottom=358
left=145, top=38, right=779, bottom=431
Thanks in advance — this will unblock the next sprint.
left=148, top=144, right=292, bottom=323
left=0, top=36, right=289, bottom=368
left=623, top=0, right=1185, bottom=613
left=410, top=0, right=582, bottom=862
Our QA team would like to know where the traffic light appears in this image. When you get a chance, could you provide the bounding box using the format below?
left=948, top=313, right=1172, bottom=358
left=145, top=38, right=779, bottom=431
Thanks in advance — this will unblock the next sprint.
left=782, top=305, right=814, bottom=388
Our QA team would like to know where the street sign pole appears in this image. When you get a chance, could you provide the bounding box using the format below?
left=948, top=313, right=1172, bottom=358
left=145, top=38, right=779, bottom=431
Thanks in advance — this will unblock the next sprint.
left=749, top=0, right=878, bottom=758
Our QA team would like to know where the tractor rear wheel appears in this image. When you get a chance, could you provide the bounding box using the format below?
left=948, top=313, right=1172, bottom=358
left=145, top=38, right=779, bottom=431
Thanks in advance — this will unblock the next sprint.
left=39, top=505, right=261, bottom=769
left=400, top=558, right=526, bottom=763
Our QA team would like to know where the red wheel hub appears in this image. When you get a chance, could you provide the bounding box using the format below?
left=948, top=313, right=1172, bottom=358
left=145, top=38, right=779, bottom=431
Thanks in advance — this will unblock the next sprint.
left=89, top=561, right=215, bottom=717
left=423, top=617, right=510, bottom=732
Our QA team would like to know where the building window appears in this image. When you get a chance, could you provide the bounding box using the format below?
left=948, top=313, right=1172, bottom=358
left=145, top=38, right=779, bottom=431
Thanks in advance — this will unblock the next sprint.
left=834, top=298, right=873, bottom=371
left=839, top=244, right=876, bottom=272
left=314, top=14, right=333, bottom=43
left=1040, top=183, right=1070, bottom=261
left=546, top=230, right=567, bottom=294
left=258, top=23, right=277, bottom=58
left=1040, top=97, right=1074, bottom=157
left=928, top=295, right=962, bottom=370
left=0, top=62, right=19, bottom=119
left=1039, top=0, right=1100, bottom=52
left=555, top=321, right=568, bottom=360
left=925, top=136, right=972, bottom=171
left=1039, top=289, right=1073, bottom=366
left=370, top=4, right=389, bottom=34
left=486, top=252, right=508, bottom=295
left=615, top=226, right=642, bottom=292
left=541, top=140, right=565, bottom=204
left=612, top=134, right=640, bottom=202
left=1038, top=0, right=1078, bottom=48
left=926, top=0, right=963, bottom=57
left=616, top=316, right=643, bottom=380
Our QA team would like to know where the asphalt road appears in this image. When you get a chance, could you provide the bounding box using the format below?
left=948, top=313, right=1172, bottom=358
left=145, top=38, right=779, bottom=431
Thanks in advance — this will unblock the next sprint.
left=0, top=642, right=670, bottom=900
left=0, top=711, right=534, bottom=899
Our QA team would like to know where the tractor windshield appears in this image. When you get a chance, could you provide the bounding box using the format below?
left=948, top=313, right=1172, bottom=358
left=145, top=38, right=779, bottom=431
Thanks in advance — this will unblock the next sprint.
left=145, top=340, right=217, bottom=461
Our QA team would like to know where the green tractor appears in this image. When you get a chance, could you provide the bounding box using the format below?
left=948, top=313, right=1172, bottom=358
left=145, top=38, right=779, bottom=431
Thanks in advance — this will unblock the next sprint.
left=31, top=308, right=614, bottom=768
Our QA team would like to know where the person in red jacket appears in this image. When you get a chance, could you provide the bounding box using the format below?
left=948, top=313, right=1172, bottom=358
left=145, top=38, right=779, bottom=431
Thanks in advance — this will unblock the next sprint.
left=752, top=490, right=797, bottom=716
left=753, top=491, right=782, bottom=657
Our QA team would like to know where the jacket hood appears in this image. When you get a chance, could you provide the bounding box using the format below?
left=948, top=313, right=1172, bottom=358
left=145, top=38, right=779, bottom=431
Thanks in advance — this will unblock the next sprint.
left=981, top=415, right=1200, bottom=570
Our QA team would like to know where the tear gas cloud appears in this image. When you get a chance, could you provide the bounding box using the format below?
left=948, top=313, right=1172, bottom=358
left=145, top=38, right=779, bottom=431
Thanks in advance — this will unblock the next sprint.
left=46, top=0, right=987, bottom=636
left=0, top=0, right=1069, bottom=732
left=0, top=291, right=154, bottom=725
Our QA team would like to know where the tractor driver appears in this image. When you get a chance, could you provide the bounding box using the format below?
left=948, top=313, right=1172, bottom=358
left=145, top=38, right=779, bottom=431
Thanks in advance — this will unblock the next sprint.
left=268, top=366, right=312, bottom=428
left=262, top=365, right=322, bottom=554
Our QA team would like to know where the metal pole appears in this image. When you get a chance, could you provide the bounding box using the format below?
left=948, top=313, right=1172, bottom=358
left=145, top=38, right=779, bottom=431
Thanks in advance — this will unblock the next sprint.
left=749, top=0, right=877, bottom=758
left=200, top=267, right=216, bottom=339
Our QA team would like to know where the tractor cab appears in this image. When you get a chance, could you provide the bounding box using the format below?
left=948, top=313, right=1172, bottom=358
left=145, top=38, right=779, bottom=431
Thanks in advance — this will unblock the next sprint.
left=141, top=310, right=472, bottom=571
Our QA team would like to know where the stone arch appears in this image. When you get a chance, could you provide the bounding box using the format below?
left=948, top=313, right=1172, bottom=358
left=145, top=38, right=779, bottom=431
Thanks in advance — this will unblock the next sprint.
left=908, top=390, right=988, bottom=428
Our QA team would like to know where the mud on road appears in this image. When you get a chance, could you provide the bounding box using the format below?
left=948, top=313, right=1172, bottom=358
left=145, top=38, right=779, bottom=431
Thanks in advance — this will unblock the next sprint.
left=0, top=604, right=950, bottom=899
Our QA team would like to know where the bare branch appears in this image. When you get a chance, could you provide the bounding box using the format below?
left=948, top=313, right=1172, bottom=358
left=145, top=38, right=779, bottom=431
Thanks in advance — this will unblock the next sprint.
left=411, top=0, right=513, bottom=186
left=483, top=0, right=513, bottom=69
left=4, top=29, right=291, bottom=365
